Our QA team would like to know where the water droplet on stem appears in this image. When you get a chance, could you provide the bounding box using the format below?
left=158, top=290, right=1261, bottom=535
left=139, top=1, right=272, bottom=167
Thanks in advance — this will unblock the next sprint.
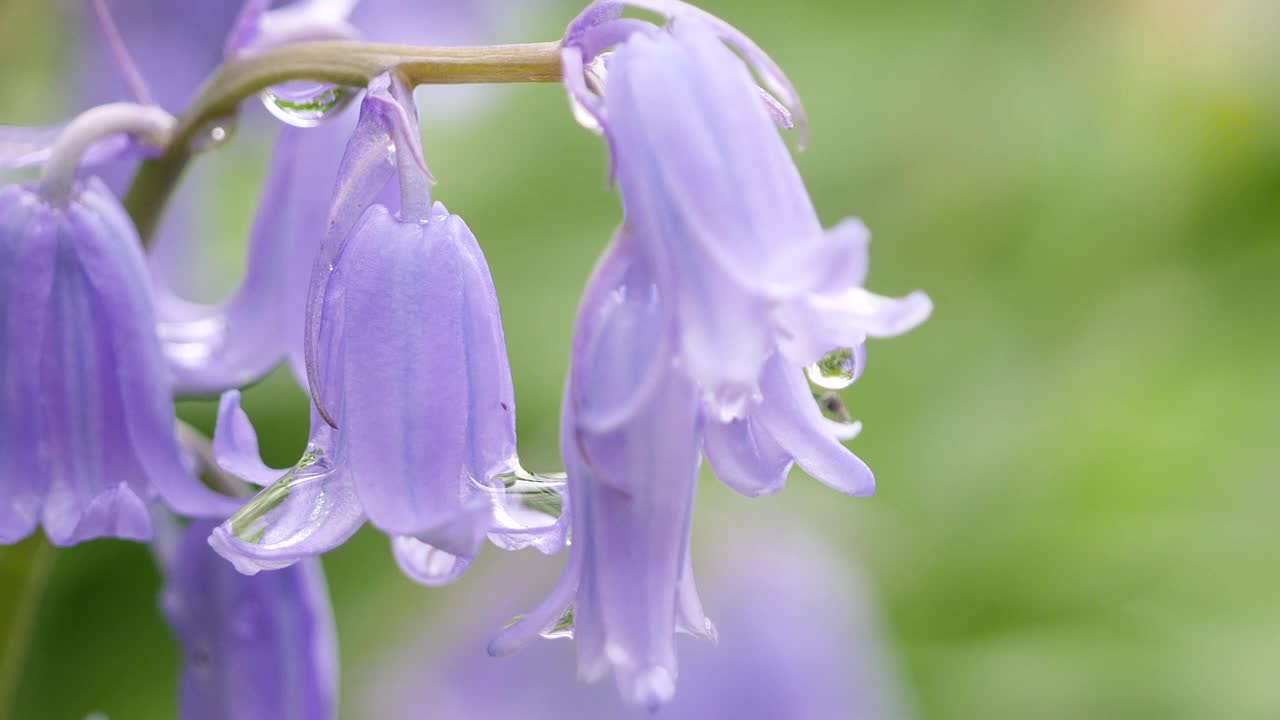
left=259, top=82, right=356, bottom=128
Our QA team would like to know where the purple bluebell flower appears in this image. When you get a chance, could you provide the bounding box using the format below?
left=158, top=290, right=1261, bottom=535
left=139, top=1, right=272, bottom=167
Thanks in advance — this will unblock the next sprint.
left=495, top=4, right=931, bottom=707
left=564, top=3, right=931, bottom=419
left=362, top=520, right=911, bottom=720
left=208, top=73, right=561, bottom=581
left=160, top=518, right=338, bottom=720
left=491, top=235, right=714, bottom=709
left=149, top=0, right=554, bottom=395
left=0, top=177, right=237, bottom=546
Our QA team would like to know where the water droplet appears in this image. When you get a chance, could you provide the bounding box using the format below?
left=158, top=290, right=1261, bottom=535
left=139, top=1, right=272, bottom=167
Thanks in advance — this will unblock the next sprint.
left=189, top=115, right=237, bottom=153
left=479, top=465, right=567, bottom=519
left=259, top=82, right=355, bottom=128
left=569, top=55, right=610, bottom=134
left=228, top=445, right=334, bottom=543
left=805, top=347, right=857, bottom=390
left=541, top=608, right=575, bottom=639
left=504, top=608, right=575, bottom=640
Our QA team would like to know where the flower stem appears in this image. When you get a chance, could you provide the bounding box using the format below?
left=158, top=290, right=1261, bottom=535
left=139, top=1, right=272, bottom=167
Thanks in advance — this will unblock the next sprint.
left=124, top=40, right=563, bottom=245
left=0, top=534, right=55, bottom=720
left=39, top=102, right=174, bottom=205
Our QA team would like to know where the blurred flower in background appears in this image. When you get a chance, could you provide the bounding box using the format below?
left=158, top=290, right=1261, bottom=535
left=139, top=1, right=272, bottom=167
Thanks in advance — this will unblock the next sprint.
left=357, top=514, right=911, bottom=720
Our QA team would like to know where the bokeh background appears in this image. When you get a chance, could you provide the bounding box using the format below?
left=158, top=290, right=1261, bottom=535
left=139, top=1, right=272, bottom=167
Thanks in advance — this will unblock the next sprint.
left=2, top=0, right=1278, bottom=718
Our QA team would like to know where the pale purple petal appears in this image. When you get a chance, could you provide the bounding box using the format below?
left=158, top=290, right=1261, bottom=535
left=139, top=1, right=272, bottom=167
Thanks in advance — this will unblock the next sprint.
left=334, top=206, right=490, bottom=557
left=75, top=180, right=240, bottom=520
left=392, top=536, right=473, bottom=587
left=754, top=354, right=875, bottom=496
left=570, top=229, right=672, bottom=435
left=212, top=390, right=289, bottom=487
left=208, top=453, right=365, bottom=575
left=164, top=520, right=338, bottom=720
left=0, top=188, right=51, bottom=542
left=451, top=210, right=519, bottom=482
left=303, top=75, right=415, bottom=423
left=702, top=416, right=791, bottom=497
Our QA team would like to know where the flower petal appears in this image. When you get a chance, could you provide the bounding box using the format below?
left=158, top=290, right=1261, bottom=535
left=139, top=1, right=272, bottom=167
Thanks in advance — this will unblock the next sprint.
left=451, top=211, right=519, bottom=483
left=208, top=449, right=364, bottom=575
left=0, top=187, right=52, bottom=542
left=391, top=535, right=473, bottom=587
left=335, top=207, right=487, bottom=558
left=754, top=354, right=875, bottom=496
left=576, top=362, right=704, bottom=708
left=164, top=520, right=338, bottom=720
left=703, top=416, right=791, bottom=497
left=571, top=230, right=672, bottom=435
left=212, top=390, right=289, bottom=487
left=75, top=179, right=240, bottom=520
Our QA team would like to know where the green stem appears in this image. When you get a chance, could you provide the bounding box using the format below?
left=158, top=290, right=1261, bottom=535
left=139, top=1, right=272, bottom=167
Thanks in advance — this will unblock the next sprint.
left=0, top=535, right=55, bottom=720
left=123, top=40, right=563, bottom=245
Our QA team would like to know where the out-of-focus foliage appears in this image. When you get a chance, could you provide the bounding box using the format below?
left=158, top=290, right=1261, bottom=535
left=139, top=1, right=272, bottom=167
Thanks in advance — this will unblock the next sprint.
left=1, top=0, right=1277, bottom=718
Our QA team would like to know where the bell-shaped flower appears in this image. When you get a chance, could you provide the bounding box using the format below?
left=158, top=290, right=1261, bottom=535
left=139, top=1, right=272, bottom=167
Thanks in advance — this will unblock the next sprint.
left=491, top=235, right=714, bottom=710
left=159, top=518, right=338, bottom=720
left=562, top=4, right=930, bottom=418
left=151, top=0, right=556, bottom=396
left=0, top=178, right=238, bottom=545
left=208, top=73, right=562, bottom=582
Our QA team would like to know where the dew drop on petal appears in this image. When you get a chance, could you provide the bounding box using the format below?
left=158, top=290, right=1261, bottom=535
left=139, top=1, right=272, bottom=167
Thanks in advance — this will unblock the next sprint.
left=480, top=464, right=567, bottom=520
left=259, top=82, right=356, bottom=128
left=503, top=607, right=575, bottom=640
left=805, top=347, right=857, bottom=390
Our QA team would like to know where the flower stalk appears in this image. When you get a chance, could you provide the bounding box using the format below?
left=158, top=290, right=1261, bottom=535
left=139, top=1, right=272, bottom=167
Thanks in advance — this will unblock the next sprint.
left=123, top=40, right=563, bottom=244
left=0, top=534, right=54, bottom=720
left=39, top=102, right=174, bottom=205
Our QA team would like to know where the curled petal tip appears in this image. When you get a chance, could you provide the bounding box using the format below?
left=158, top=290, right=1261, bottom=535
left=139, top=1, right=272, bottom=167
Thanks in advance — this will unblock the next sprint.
left=207, top=527, right=269, bottom=576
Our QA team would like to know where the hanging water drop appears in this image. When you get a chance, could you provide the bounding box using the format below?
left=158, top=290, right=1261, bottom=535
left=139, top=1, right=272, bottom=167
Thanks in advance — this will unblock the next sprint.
left=259, top=82, right=356, bottom=128
left=805, top=347, right=858, bottom=391
left=189, top=115, right=237, bottom=153
left=484, top=465, right=567, bottom=519
left=540, top=608, right=575, bottom=640
left=227, top=445, right=334, bottom=544
left=504, top=608, right=575, bottom=640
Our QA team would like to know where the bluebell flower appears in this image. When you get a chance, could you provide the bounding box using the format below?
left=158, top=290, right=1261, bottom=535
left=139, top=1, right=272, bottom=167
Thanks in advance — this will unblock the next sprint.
left=566, top=2, right=931, bottom=419
left=0, top=177, right=237, bottom=545
left=208, top=73, right=562, bottom=582
left=160, top=518, right=338, bottom=720
left=497, top=2, right=931, bottom=707
left=148, top=0, right=553, bottom=396
left=491, top=233, right=714, bottom=710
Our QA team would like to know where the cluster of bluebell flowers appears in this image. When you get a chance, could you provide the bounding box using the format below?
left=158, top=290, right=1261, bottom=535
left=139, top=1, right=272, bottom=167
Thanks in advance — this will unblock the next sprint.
left=0, top=0, right=928, bottom=716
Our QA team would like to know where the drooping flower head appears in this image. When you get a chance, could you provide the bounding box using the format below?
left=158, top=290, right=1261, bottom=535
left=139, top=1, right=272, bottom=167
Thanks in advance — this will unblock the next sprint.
left=491, top=234, right=714, bottom=710
left=497, top=1, right=931, bottom=708
left=565, top=1, right=931, bottom=419
left=150, top=0, right=555, bottom=396
left=208, top=72, right=563, bottom=583
left=0, top=177, right=237, bottom=545
left=159, top=518, right=338, bottom=720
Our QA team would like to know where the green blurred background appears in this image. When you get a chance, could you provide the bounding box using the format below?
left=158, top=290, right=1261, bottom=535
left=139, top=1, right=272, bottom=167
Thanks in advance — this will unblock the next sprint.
left=2, top=0, right=1279, bottom=717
